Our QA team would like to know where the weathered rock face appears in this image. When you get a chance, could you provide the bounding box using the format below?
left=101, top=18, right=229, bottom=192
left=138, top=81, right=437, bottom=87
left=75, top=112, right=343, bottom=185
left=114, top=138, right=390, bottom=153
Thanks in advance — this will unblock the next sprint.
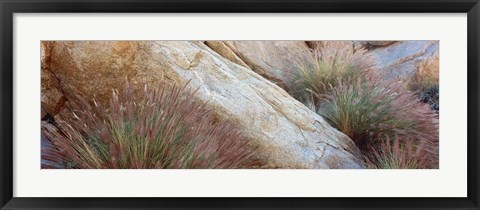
left=41, top=42, right=65, bottom=115
left=204, top=41, right=250, bottom=69
left=206, top=41, right=311, bottom=91
left=306, top=41, right=353, bottom=52
left=42, top=41, right=364, bottom=169
left=367, top=41, right=439, bottom=82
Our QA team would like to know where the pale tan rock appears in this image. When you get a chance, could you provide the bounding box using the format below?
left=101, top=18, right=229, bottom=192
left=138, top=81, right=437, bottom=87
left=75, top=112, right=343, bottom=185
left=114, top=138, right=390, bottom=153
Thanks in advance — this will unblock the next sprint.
left=44, top=41, right=364, bottom=169
left=204, top=41, right=250, bottom=69
left=210, top=41, right=311, bottom=91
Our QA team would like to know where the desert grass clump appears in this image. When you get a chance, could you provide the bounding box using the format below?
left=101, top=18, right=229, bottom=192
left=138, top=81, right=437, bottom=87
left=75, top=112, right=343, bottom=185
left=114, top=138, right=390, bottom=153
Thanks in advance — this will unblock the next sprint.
left=318, top=78, right=410, bottom=149
left=365, top=135, right=429, bottom=169
left=318, top=77, right=439, bottom=167
left=42, top=82, right=256, bottom=169
left=292, top=48, right=377, bottom=109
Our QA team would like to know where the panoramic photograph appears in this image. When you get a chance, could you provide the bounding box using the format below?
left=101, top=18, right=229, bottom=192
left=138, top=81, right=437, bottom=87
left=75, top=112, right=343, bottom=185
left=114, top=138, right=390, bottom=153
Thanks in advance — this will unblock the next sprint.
left=40, top=40, right=439, bottom=169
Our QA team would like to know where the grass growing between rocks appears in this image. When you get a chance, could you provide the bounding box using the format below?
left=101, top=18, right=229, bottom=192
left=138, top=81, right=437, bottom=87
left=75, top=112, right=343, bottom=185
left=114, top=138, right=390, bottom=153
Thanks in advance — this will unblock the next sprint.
left=319, top=78, right=410, bottom=150
left=42, top=82, right=256, bottom=169
left=292, top=48, right=375, bottom=107
left=292, top=49, right=439, bottom=169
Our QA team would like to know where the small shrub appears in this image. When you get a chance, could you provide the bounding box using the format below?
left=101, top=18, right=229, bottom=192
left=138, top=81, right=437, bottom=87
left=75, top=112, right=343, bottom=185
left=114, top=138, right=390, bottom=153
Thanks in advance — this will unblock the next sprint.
left=365, top=135, right=429, bottom=169
left=419, top=83, right=439, bottom=112
left=409, top=57, right=439, bottom=91
left=42, top=82, right=256, bottom=169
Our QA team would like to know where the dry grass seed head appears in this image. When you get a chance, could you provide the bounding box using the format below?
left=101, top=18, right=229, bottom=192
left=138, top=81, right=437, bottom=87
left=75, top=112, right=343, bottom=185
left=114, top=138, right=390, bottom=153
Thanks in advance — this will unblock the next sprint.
left=292, top=47, right=378, bottom=110
left=42, top=81, right=256, bottom=169
left=365, top=135, right=430, bottom=169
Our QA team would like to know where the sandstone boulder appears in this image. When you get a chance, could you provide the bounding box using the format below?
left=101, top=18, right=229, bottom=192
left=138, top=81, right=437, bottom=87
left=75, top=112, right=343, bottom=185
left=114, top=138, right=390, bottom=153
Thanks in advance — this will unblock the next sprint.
left=204, top=41, right=250, bottom=69
left=42, top=41, right=364, bottom=169
left=206, top=41, right=311, bottom=91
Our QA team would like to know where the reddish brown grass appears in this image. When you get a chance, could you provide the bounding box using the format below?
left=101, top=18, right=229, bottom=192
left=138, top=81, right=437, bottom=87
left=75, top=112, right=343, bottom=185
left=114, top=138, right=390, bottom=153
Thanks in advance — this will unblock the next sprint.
left=365, top=135, right=430, bottom=169
left=320, top=77, right=439, bottom=168
left=42, top=82, right=256, bottom=169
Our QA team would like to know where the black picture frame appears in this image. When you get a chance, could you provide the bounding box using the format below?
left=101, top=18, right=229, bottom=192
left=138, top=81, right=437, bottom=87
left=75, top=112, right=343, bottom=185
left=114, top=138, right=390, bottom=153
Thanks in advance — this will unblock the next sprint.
left=1, top=0, right=479, bottom=209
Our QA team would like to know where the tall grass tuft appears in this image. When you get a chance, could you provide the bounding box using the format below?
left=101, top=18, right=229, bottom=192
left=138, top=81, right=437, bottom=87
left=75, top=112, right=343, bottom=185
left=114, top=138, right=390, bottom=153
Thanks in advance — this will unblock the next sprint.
left=365, top=135, right=429, bottom=169
left=318, top=77, right=438, bottom=168
left=318, top=78, right=402, bottom=149
left=291, top=48, right=377, bottom=109
left=42, top=82, right=256, bottom=169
